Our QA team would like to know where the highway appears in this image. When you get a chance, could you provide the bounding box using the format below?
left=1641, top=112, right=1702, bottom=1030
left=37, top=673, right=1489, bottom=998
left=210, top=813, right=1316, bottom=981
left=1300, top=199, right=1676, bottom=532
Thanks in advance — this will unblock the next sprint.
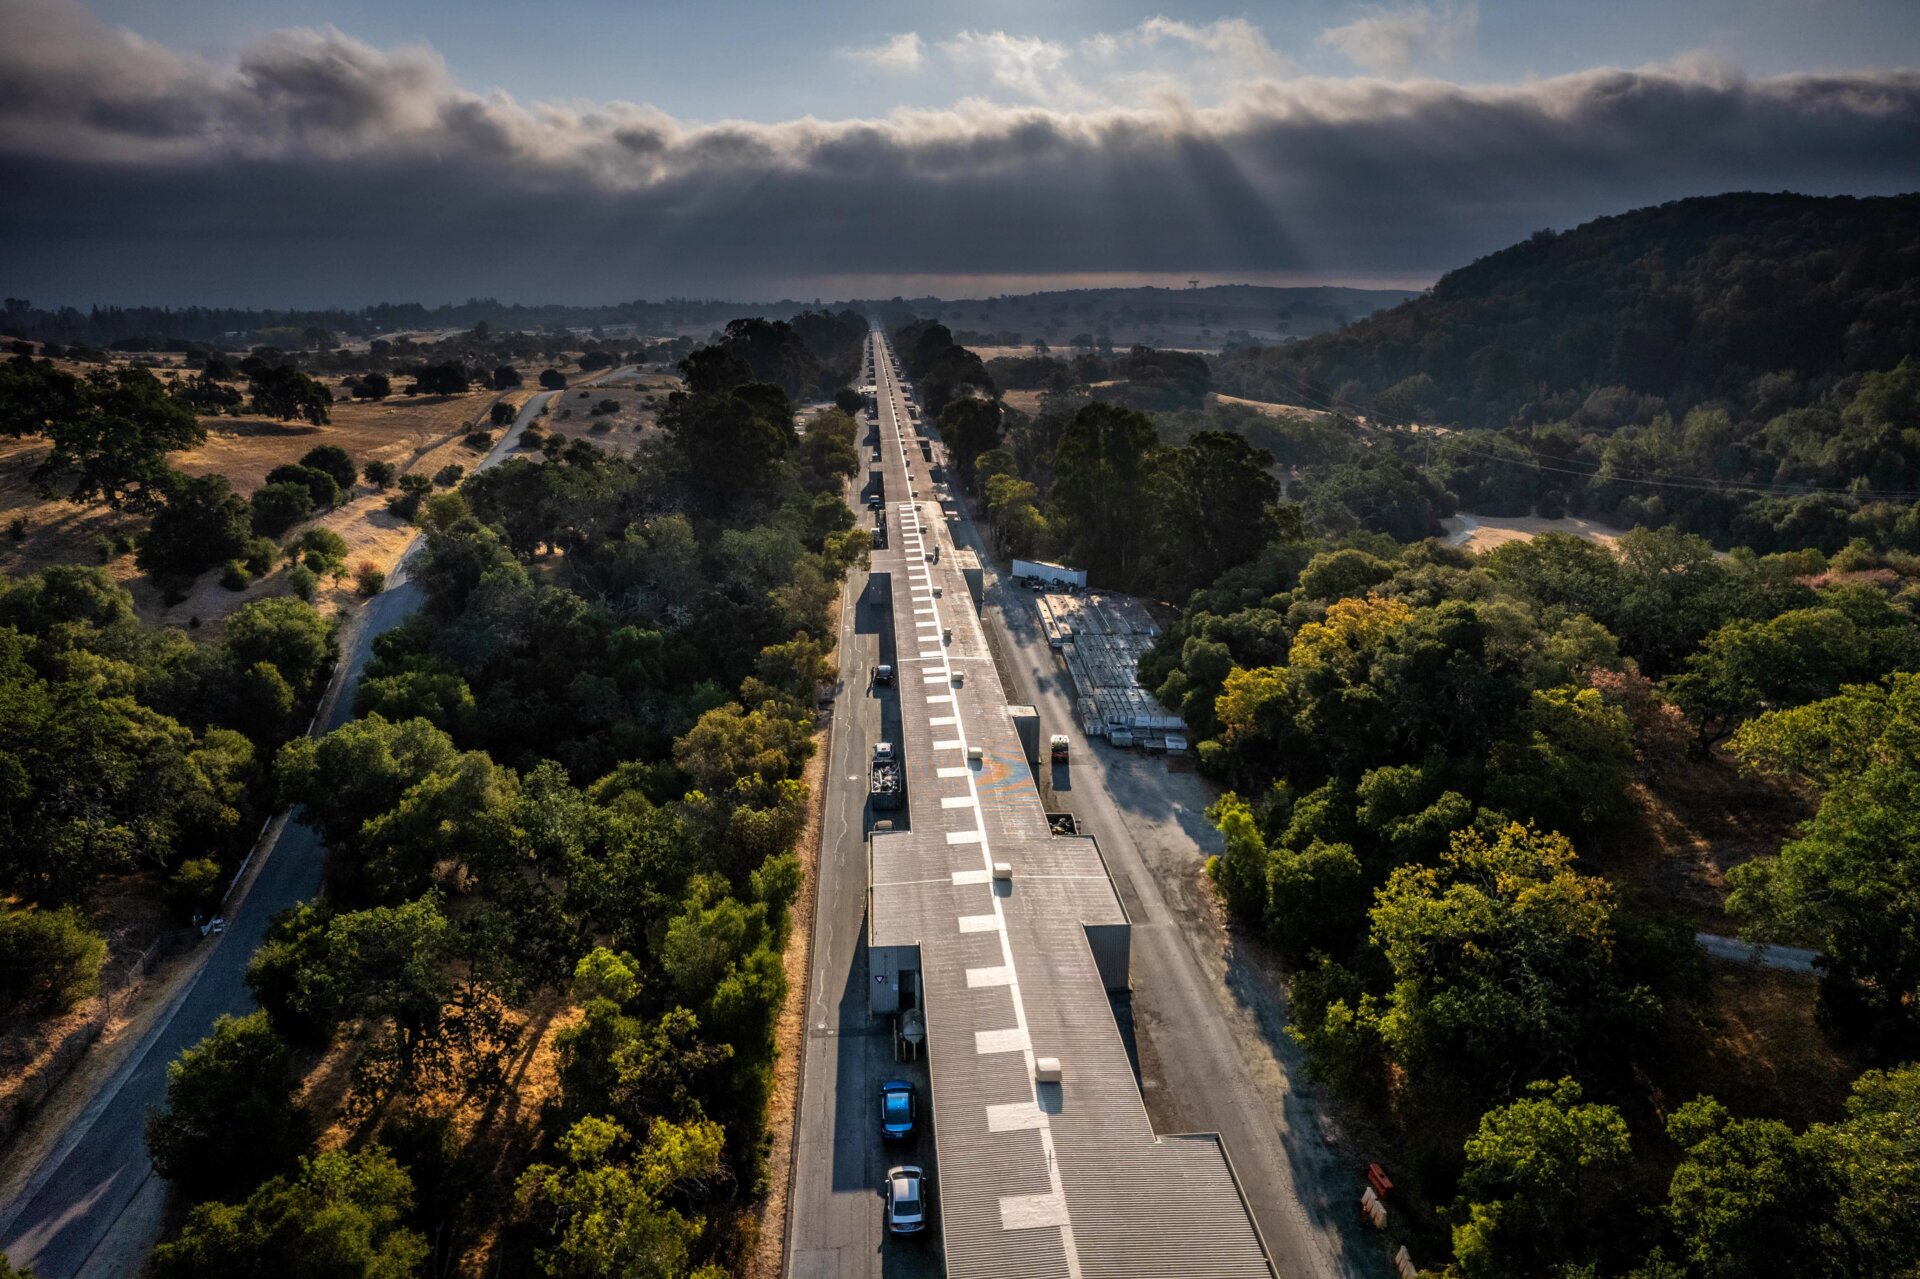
left=787, top=338, right=940, bottom=1279
left=0, top=390, right=560, bottom=1279
left=786, top=333, right=1375, bottom=1278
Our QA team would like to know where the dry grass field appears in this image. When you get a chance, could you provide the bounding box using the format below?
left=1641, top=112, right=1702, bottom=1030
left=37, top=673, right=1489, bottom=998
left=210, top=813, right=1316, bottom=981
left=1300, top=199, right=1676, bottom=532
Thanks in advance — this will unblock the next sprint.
left=0, top=387, right=523, bottom=632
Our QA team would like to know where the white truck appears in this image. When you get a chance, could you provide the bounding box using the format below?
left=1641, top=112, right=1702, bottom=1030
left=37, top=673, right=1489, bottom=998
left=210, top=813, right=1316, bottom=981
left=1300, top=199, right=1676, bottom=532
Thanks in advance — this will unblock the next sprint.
left=1011, top=559, right=1089, bottom=590
left=870, top=742, right=903, bottom=810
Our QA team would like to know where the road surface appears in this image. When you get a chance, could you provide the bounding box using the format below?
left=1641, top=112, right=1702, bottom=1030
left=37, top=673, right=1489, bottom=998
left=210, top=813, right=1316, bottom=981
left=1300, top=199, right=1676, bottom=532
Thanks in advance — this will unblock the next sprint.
left=787, top=339, right=941, bottom=1279
left=0, top=390, right=559, bottom=1279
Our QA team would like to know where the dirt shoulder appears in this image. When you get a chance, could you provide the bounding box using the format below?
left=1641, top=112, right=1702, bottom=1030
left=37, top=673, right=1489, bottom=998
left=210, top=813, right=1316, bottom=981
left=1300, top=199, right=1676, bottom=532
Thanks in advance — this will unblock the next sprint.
left=745, top=643, right=836, bottom=1278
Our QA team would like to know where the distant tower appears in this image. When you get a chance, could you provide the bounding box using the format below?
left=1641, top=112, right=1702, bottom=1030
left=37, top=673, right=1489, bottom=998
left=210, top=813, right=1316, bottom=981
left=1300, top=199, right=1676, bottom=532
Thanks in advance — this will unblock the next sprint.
left=1188, top=278, right=1199, bottom=290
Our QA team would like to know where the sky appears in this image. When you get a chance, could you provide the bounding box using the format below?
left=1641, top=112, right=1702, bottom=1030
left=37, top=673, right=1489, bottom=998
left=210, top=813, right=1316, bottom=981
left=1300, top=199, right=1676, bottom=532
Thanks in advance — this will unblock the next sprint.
left=1, top=0, right=1917, bottom=306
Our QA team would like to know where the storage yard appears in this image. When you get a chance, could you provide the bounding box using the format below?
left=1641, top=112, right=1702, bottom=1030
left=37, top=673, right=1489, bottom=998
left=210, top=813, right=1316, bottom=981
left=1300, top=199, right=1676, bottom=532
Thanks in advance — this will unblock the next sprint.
left=1033, top=591, right=1188, bottom=751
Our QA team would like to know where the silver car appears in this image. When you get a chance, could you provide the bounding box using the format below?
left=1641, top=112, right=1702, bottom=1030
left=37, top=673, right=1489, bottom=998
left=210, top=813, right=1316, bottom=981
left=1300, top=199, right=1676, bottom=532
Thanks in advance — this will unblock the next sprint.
left=885, top=1165, right=927, bottom=1235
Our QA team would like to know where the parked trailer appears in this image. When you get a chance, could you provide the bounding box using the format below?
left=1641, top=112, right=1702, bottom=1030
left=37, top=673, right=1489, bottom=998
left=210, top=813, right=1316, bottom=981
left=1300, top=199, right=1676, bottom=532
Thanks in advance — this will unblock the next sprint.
left=1011, top=559, right=1089, bottom=589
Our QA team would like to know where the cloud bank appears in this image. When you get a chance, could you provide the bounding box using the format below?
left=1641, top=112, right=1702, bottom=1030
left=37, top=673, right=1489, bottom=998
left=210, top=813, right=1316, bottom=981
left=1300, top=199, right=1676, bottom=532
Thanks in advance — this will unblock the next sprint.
left=0, top=0, right=1915, bottom=305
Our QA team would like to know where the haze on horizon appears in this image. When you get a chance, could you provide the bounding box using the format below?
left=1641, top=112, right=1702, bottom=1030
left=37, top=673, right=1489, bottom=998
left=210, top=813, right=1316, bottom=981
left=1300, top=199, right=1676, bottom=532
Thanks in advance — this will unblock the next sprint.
left=1, top=0, right=1917, bottom=307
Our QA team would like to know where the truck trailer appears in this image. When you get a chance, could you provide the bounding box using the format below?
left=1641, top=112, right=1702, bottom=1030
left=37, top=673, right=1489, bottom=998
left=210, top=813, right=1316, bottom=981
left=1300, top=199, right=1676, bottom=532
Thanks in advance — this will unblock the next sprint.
left=1011, top=559, right=1089, bottom=590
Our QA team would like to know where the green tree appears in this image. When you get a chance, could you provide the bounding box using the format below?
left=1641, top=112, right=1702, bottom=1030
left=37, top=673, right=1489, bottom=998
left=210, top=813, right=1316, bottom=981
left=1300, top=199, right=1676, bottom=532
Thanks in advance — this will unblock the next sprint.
left=249, top=480, right=316, bottom=538
left=1663, top=1097, right=1836, bottom=1279
left=1449, top=1078, right=1632, bottom=1279
left=1048, top=401, right=1161, bottom=587
left=1359, top=823, right=1654, bottom=1095
left=0, top=905, right=106, bottom=1015
left=514, top=1115, right=725, bottom=1279
left=32, top=366, right=205, bottom=511
left=939, top=396, right=1003, bottom=487
left=145, top=1011, right=312, bottom=1199
left=152, top=1147, right=428, bottom=1279
left=1153, top=430, right=1281, bottom=595
left=136, top=473, right=253, bottom=583
left=353, top=371, right=392, bottom=400
left=297, top=445, right=358, bottom=493
left=246, top=364, right=333, bottom=424
left=1729, top=674, right=1920, bottom=1044
left=362, top=459, right=398, bottom=490
left=225, top=595, right=336, bottom=700
left=265, top=463, right=339, bottom=510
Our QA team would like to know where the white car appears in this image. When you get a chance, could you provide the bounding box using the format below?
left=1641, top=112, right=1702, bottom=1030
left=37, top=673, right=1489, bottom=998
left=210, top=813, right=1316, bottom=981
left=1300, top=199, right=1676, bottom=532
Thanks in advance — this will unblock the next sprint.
left=885, top=1165, right=927, bottom=1235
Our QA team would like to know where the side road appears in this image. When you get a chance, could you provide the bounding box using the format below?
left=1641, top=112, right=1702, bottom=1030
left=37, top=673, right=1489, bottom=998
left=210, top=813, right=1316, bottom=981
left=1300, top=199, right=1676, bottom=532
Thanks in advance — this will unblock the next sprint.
left=0, top=389, right=564, bottom=1279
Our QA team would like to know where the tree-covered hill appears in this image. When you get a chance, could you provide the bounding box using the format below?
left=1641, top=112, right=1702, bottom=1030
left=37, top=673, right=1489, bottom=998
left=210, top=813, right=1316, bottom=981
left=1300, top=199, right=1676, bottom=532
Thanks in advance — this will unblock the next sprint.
left=1216, top=192, right=1920, bottom=428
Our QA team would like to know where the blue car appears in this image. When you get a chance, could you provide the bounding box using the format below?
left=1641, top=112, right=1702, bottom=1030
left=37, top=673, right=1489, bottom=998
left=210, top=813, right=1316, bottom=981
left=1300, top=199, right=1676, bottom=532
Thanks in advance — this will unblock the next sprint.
left=880, top=1079, right=917, bottom=1141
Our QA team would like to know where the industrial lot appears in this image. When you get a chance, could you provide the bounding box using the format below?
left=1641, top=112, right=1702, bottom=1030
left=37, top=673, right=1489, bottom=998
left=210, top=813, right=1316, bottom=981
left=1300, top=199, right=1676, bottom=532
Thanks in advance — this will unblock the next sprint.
left=787, top=332, right=1357, bottom=1279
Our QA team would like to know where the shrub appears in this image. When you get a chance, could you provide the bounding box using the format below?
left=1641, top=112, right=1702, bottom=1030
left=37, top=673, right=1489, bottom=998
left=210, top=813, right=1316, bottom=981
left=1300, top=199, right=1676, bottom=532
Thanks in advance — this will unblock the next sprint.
left=287, top=527, right=349, bottom=578
left=489, top=401, right=516, bottom=427
left=354, top=561, right=386, bottom=596
left=297, top=446, right=357, bottom=493
left=263, top=464, right=338, bottom=510
left=463, top=431, right=493, bottom=450
left=249, top=481, right=315, bottom=538
left=243, top=536, right=277, bottom=577
left=432, top=464, right=464, bottom=488
left=167, top=857, right=225, bottom=920
left=94, top=534, right=116, bottom=562
left=221, top=559, right=253, bottom=591
left=7, top=516, right=25, bottom=541
left=286, top=563, right=318, bottom=600
left=353, top=371, right=392, bottom=400
left=518, top=427, right=546, bottom=449
left=362, top=460, right=397, bottom=490
left=0, top=906, right=108, bottom=1016
left=136, top=473, right=253, bottom=584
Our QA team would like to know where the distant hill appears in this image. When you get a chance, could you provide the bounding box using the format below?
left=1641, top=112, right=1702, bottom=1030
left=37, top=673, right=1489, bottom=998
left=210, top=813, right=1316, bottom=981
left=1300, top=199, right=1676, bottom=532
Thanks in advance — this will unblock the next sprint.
left=894, top=284, right=1418, bottom=353
left=1214, top=192, right=1920, bottom=427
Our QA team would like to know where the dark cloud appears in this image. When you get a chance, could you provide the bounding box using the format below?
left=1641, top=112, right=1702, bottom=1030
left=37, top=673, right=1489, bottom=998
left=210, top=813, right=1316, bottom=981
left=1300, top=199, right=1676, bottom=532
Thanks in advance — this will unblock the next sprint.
left=0, top=0, right=1915, bottom=304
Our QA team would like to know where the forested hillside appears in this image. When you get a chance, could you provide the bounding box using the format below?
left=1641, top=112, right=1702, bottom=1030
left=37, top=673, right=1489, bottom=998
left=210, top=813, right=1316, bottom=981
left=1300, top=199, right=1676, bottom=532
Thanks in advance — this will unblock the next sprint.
left=1212, top=193, right=1920, bottom=550
left=1217, top=193, right=1920, bottom=425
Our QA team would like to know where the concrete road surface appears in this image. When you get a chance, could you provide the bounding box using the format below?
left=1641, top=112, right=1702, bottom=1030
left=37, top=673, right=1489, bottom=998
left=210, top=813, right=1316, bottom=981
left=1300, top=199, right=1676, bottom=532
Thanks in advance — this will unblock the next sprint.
left=0, top=390, right=559, bottom=1279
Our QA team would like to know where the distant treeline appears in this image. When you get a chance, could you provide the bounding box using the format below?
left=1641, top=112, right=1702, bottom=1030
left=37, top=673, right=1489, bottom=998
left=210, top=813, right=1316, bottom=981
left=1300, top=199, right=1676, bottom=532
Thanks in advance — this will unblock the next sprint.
left=0, top=296, right=820, bottom=348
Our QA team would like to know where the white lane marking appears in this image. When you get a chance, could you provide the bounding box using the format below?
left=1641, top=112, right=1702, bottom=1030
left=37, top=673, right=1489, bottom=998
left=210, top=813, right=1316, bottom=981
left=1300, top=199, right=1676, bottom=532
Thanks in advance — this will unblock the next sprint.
left=951, top=868, right=992, bottom=884
left=987, top=1101, right=1047, bottom=1132
left=946, top=830, right=983, bottom=845
left=933, top=739, right=963, bottom=750
left=942, top=796, right=976, bottom=809
left=937, top=766, right=969, bottom=778
left=958, top=912, right=1000, bottom=932
left=966, top=965, right=1013, bottom=987
left=976, top=1027, right=1028, bottom=1054
left=914, top=608, right=935, bottom=615
left=929, top=716, right=957, bottom=726
left=926, top=694, right=954, bottom=704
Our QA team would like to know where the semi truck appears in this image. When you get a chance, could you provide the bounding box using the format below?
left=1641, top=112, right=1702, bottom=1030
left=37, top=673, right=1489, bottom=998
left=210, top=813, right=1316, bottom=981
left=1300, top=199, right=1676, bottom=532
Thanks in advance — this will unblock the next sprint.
left=870, top=742, right=903, bottom=810
left=1050, top=734, right=1071, bottom=765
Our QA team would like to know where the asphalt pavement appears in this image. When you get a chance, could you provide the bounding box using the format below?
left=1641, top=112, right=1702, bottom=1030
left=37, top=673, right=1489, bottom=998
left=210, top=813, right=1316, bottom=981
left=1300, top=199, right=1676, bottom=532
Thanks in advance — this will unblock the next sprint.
left=0, top=390, right=558, bottom=1278
left=787, top=339, right=942, bottom=1279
